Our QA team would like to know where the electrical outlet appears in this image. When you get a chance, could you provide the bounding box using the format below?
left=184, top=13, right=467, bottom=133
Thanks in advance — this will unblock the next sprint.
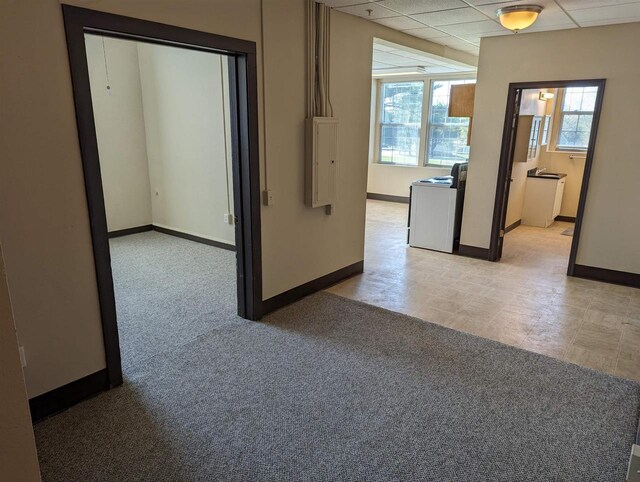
left=263, top=190, right=275, bottom=206
left=223, top=213, right=234, bottom=225
left=18, top=346, right=26, bottom=368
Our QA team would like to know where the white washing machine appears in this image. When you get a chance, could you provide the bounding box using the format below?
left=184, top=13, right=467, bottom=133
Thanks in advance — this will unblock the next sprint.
left=409, top=180, right=458, bottom=253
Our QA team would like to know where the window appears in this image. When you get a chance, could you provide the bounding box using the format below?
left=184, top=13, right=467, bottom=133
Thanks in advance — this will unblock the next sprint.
left=378, top=81, right=424, bottom=166
left=426, top=79, right=475, bottom=167
left=528, top=116, right=542, bottom=160
left=540, top=115, right=551, bottom=145
left=556, top=86, right=596, bottom=151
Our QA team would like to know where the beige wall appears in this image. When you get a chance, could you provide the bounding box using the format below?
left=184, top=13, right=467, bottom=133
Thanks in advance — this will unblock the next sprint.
left=138, top=44, right=235, bottom=245
left=85, top=34, right=153, bottom=232
left=461, top=23, right=640, bottom=274
left=0, top=0, right=476, bottom=398
left=0, top=244, right=41, bottom=481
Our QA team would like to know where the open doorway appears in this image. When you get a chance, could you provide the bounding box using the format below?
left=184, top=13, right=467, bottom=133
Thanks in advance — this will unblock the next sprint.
left=489, top=80, right=606, bottom=279
left=62, top=6, right=262, bottom=389
left=84, top=33, right=239, bottom=375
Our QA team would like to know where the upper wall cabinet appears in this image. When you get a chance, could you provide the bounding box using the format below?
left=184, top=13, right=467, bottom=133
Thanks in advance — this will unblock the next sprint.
left=448, top=84, right=476, bottom=145
left=448, top=84, right=475, bottom=117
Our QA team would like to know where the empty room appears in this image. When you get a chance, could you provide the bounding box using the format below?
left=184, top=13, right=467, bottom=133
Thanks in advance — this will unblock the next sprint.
left=1, top=1, right=639, bottom=481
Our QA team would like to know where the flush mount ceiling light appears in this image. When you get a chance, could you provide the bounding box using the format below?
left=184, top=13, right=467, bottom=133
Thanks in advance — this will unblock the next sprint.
left=539, top=91, right=555, bottom=101
left=496, top=5, right=543, bottom=33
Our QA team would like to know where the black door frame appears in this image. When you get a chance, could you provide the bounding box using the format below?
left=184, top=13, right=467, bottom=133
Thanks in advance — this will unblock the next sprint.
left=62, top=5, right=263, bottom=388
left=489, top=79, right=606, bottom=277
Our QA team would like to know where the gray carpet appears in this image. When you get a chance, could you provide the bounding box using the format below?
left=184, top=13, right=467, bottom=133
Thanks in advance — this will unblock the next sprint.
left=34, top=283, right=639, bottom=480
left=109, top=231, right=239, bottom=371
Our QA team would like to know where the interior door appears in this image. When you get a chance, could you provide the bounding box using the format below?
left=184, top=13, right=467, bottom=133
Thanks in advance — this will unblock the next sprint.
left=495, top=88, right=522, bottom=260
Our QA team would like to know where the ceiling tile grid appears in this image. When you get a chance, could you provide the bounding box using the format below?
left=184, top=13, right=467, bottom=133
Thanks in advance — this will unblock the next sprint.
left=319, top=0, right=640, bottom=57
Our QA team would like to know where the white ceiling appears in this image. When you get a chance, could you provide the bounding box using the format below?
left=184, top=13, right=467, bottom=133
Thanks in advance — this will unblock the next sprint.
left=320, top=0, right=640, bottom=57
left=372, top=38, right=477, bottom=72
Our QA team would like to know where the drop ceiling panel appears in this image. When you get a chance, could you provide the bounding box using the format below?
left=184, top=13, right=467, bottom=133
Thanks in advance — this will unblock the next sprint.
left=336, top=3, right=397, bottom=19
left=372, top=39, right=477, bottom=71
left=568, top=3, right=640, bottom=24
left=374, top=15, right=426, bottom=29
left=437, top=36, right=479, bottom=49
left=375, top=0, right=467, bottom=15
left=412, top=7, right=489, bottom=26
left=373, top=51, right=426, bottom=65
left=439, top=19, right=504, bottom=35
left=556, top=0, right=640, bottom=10
left=401, top=26, right=451, bottom=39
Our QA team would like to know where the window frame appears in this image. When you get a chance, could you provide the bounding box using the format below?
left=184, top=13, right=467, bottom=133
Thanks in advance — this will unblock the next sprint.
left=424, top=78, right=476, bottom=168
left=551, top=87, right=595, bottom=152
left=376, top=79, right=426, bottom=167
left=372, top=73, right=477, bottom=169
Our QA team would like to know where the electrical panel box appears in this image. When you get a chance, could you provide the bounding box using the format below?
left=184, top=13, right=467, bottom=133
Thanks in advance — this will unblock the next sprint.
left=306, top=117, right=338, bottom=208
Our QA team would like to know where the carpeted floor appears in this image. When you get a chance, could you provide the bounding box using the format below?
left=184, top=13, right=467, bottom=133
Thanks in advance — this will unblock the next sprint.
left=109, top=231, right=239, bottom=371
left=34, top=241, right=640, bottom=482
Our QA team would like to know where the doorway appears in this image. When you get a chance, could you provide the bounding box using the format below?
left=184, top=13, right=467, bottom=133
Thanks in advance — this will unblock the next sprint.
left=489, top=79, right=606, bottom=278
left=62, top=6, right=262, bottom=389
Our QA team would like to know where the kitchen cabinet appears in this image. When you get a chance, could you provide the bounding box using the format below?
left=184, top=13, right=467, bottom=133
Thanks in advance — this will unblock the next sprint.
left=522, top=176, right=566, bottom=227
left=448, top=84, right=475, bottom=145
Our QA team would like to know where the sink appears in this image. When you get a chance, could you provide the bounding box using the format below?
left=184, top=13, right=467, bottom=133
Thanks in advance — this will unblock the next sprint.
left=537, top=173, right=561, bottom=178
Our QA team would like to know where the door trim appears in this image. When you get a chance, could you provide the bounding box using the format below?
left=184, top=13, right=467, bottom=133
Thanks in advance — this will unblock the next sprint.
left=489, top=79, right=606, bottom=278
left=62, top=5, right=263, bottom=389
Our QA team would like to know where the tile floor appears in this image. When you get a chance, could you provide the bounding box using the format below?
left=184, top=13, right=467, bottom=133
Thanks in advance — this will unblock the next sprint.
left=327, top=200, right=640, bottom=381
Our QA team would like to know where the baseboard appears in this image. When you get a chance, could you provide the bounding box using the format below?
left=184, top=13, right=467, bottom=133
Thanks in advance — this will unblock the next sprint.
left=367, top=192, right=410, bottom=204
left=29, top=369, right=109, bottom=423
left=458, top=244, right=489, bottom=260
left=573, top=264, right=639, bottom=288
left=260, top=261, right=364, bottom=316
left=108, top=225, right=153, bottom=238
left=556, top=215, right=576, bottom=222
left=505, top=219, right=521, bottom=234
left=152, top=226, right=235, bottom=251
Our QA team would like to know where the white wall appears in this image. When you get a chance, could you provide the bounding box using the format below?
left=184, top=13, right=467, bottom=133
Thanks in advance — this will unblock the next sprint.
left=461, top=23, right=640, bottom=274
left=138, top=44, right=235, bottom=245
left=368, top=164, right=450, bottom=197
left=85, top=35, right=153, bottom=232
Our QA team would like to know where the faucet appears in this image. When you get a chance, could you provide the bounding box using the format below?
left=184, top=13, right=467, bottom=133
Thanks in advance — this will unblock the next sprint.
left=535, top=167, right=546, bottom=175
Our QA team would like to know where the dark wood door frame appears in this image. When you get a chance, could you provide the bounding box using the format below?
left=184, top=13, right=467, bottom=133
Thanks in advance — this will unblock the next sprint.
left=489, top=79, right=606, bottom=278
left=62, top=5, right=263, bottom=389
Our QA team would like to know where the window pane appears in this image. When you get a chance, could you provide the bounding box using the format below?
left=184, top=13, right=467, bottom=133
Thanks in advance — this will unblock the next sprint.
left=380, top=124, right=421, bottom=165
left=379, top=81, right=423, bottom=165
left=558, top=86, right=597, bottom=150
left=426, top=79, right=475, bottom=167
left=381, top=82, right=423, bottom=124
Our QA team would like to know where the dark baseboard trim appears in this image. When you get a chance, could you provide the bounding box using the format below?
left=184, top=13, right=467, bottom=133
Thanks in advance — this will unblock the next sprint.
left=573, top=264, right=639, bottom=288
left=505, top=219, right=521, bottom=234
left=261, top=261, right=364, bottom=316
left=556, top=215, right=576, bottom=222
left=367, top=192, right=410, bottom=204
left=458, top=244, right=490, bottom=260
left=152, top=226, right=236, bottom=251
left=108, top=224, right=153, bottom=238
left=29, top=369, right=109, bottom=423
